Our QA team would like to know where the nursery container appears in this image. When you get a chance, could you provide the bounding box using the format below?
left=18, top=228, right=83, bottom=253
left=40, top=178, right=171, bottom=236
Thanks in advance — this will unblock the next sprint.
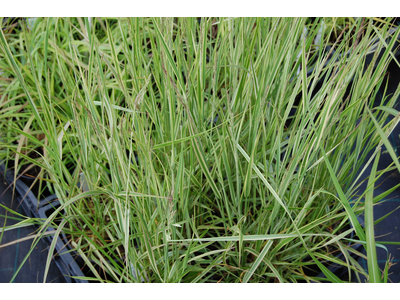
left=0, top=163, right=87, bottom=283
left=0, top=164, right=54, bottom=218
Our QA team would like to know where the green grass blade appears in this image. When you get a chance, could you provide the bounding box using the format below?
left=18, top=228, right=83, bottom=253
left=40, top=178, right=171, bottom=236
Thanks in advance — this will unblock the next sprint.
left=365, top=148, right=381, bottom=283
left=243, top=240, right=273, bottom=283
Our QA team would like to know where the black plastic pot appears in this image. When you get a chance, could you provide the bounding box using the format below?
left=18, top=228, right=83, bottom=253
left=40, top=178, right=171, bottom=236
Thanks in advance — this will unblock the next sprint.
left=1, top=163, right=137, bottom=282
left=0, top=164, right=52, bottom=218
left=0, top=163, right=87, bottom=283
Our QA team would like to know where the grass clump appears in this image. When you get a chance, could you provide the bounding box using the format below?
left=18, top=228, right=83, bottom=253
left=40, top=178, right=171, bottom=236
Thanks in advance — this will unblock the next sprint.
left=1, top=17, right=400, bottom=282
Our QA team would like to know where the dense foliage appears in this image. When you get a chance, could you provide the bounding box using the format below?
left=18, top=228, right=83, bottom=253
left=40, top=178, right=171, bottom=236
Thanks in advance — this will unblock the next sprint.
left=1, top=17, right=400, bottom=282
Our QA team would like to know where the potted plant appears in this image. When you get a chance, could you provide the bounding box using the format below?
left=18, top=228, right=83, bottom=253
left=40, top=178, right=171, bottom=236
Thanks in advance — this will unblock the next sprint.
left=1, top=17, right=400, bottom=283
